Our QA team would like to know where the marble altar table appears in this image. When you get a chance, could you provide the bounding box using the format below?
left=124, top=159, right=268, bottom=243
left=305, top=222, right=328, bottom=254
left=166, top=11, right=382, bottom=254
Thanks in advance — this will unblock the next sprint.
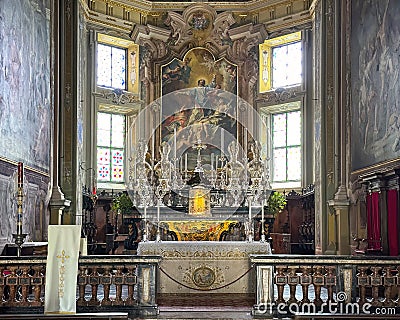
left=137, top=241, right=271, bottom=295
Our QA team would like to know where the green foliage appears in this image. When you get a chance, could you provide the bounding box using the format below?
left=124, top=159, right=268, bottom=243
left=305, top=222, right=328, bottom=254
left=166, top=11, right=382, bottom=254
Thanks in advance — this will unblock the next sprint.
left=267, top=191, right=287, bottom=216
left=111, top=192, right=133, bottom=215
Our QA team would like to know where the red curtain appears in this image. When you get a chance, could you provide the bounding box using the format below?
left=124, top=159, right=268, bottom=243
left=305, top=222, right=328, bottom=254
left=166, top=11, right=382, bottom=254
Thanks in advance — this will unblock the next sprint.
left=366, top=192, right=381, bottom=250
left=387, top=189, right=399, bottom=256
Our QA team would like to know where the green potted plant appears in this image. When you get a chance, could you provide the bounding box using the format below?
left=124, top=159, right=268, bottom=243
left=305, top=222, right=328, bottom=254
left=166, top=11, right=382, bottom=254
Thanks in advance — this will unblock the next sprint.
left=266, top=191, right=287, bottom=216
left=111, top=192, right=134, bottom=215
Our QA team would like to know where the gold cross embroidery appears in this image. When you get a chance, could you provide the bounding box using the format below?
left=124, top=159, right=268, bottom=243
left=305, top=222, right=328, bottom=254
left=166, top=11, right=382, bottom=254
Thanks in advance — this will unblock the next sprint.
left=56, top=250, right=70, bottom=263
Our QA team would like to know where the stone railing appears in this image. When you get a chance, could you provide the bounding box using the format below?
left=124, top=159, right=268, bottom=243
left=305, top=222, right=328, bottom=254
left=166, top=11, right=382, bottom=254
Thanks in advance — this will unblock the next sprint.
left=251, top=255, right=400, bottom=318
left=0, top=255, right=161, bottom=317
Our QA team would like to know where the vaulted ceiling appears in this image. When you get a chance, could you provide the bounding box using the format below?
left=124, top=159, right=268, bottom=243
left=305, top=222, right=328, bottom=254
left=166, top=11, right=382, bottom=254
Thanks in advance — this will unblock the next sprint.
left=82, top=0, right=315, bottom=35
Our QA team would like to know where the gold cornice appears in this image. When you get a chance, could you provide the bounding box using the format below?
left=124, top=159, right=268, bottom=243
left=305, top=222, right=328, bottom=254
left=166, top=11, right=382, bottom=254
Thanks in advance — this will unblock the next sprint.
left=0, top=156, right=50, bottom=177
left=351, top=157, right=400, bottom=177
left=89, top=0, right=314, bottom=17
left=80, top=0, right=134, bottom=33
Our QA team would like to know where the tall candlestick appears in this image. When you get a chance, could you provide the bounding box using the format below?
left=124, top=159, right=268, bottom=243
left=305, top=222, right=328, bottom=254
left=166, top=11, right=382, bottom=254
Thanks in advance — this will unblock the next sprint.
left=18, top=162, right=23, bottom=187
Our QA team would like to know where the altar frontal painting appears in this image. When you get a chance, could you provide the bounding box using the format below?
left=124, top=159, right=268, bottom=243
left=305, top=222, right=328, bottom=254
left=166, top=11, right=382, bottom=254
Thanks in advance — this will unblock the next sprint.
left=161, top=48, right=237, bottom=162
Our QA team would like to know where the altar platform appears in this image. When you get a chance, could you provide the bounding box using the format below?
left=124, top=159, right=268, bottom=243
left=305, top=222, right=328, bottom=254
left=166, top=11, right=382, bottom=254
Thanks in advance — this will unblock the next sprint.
left=137, top=241, right=271, bottom=297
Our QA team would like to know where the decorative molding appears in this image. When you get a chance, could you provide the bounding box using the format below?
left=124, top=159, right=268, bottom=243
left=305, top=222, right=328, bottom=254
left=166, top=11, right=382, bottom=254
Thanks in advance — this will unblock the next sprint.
left=93, top=88, right=140, bottom=105
left=256, top=86, right=301, bottom=105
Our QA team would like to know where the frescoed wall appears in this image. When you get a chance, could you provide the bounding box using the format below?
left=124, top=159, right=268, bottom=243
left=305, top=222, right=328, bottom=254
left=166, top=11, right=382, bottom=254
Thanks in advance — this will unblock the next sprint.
left=0, top=0, right=51, bottom=173
left=351, top=0, right=400, bottom=171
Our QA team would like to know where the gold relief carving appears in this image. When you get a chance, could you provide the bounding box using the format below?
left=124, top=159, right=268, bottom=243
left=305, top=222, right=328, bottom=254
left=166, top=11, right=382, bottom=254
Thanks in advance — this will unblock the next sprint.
left=164, top=220, right=236, bottom=241
left=183, top=264, right=224, bottom=289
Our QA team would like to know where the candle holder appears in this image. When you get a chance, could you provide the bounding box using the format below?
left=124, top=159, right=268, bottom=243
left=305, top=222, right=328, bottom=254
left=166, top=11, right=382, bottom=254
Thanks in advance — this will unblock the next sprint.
left=14, top=162, right=27, bottom=257
left=12, top=232, right=28, bottom=257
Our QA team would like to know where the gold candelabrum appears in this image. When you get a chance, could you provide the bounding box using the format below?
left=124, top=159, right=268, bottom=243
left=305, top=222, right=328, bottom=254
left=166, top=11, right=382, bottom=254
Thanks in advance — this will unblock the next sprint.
left=13, top=162, right=27, bottom=257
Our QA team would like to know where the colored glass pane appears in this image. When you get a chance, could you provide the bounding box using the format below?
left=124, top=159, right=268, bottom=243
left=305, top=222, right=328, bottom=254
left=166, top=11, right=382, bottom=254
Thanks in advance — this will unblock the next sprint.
left=96, top=43, right=126, bottom=90
left=97, top=148, right=110, bottom=165
left=273, top=148, right=286, bottom=181
left=272, top=41, right=302, bottom=88
left=97, top=44, right=112, bottom=87
left=111, top=114, right=125, bottom=148
left=111, top=48, right=126, bottom=89
left=287, top=147, right=301, bottom=180
left=287, top=111, right=301, bottom=146
left=273, top=113, right=286, bottom=148
left=97, top=112, right=125, bottom=183
left=112, top=164, right=124, bottom=182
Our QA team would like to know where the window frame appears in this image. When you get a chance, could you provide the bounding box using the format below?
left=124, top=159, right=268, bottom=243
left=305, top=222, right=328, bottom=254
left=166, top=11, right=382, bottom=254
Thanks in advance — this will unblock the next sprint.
left=260, top=100, right=303, bottom=191
left=259, top=31, right=303, bottom=93
left=96, top=111, right=127, bottom=189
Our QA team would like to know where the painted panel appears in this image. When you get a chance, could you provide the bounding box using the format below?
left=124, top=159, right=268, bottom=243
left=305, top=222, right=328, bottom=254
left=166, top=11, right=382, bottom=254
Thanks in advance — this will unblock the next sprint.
left=351, top=0, right=400, bottom=170
left=0, top=0, right=51, bottom=173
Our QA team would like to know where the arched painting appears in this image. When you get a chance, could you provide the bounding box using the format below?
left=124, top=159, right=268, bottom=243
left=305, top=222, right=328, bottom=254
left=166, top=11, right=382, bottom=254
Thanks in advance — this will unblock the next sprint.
left=160, top=48, right=238, bottom=168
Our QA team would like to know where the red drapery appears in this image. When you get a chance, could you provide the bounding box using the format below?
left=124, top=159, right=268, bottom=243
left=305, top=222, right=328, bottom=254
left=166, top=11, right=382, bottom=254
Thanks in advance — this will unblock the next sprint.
left=387, top=189, right=399, bottom=256
left=366, top=192, right=381, bottom=251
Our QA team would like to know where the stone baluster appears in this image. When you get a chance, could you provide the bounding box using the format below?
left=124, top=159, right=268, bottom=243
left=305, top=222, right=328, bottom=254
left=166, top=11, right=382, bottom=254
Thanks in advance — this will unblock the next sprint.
left=287, top=266, right=299, bottom=304
left=357, top=266, right=369, bottom=305
left=77, top=266, right=87, bottom=305
left=312, top=266, right=324, bottom=306
left=101, top=266, right=112, bottom=306
left=300, top=266, right=311, bottom=303
left=88, top=266, right=99, bottom=305
left=0, top=267, right=5, bottom=304
left=370, top=266, right=383, bottom=307
left=31, top=265, right=44, bottom=306
left=113, top=266, right=124, bottom=305
left=18, top=266, right=30, bottom=304
left=6, top=266, right=17, bottom=304
left=324, top=266, right=336, bottom=303
left=125, top=266, right=137, bottom=305
left=397, top=267, right=400, bottom=306
left=275, top=266, right=287, bottom=304
left=383, top=266, right=395, bottom=306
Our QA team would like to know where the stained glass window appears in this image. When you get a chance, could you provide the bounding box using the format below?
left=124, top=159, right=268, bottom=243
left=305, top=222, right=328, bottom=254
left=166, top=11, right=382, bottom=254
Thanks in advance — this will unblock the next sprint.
left=97, top=112, right=125, bottom=183
left=272, top=41, right=302, bottom=88
left=97, top=43, right=126, bottom=89
left=272, top=110, right=301, bottom=185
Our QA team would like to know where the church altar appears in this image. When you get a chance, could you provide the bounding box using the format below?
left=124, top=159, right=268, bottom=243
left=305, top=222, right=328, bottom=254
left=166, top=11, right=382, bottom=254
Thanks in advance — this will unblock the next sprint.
left=137, top=241, right=271, bottom=295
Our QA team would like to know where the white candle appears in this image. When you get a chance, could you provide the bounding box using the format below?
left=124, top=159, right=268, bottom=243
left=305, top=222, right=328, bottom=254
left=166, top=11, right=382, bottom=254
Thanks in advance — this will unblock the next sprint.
left=211, top=153, right=214, bottom=170
left=261, top=201, right=265, bottom=224
left=249, top=199, right=252, bottom=222
left=185, top=153, right=188, bottom=172
left=151, top=132, right=155, bottom=160
left=215, top=155, right=219, bottom=171
left=174, top=126, right=177, bottom=160
left=157, top=202, right=160, bottom=225
left=221, top=129, right=224, bottom=154
left=144, top=204, right=147, bottom=241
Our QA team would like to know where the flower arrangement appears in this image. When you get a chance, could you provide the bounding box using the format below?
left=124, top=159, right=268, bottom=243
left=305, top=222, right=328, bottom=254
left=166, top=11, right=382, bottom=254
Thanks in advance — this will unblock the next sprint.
left=266, top=191, right=287, bottom=216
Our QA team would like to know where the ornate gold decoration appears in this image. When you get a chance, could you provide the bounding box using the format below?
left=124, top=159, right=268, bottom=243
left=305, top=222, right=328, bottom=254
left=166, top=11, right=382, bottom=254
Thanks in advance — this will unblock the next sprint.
left=56, top=250, right=70, bottom=298
left=183, top=264, right=224, bottom=289
left=189, top=187, right=211, bottom=217
left=164, top=220, right=236, bottom=241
